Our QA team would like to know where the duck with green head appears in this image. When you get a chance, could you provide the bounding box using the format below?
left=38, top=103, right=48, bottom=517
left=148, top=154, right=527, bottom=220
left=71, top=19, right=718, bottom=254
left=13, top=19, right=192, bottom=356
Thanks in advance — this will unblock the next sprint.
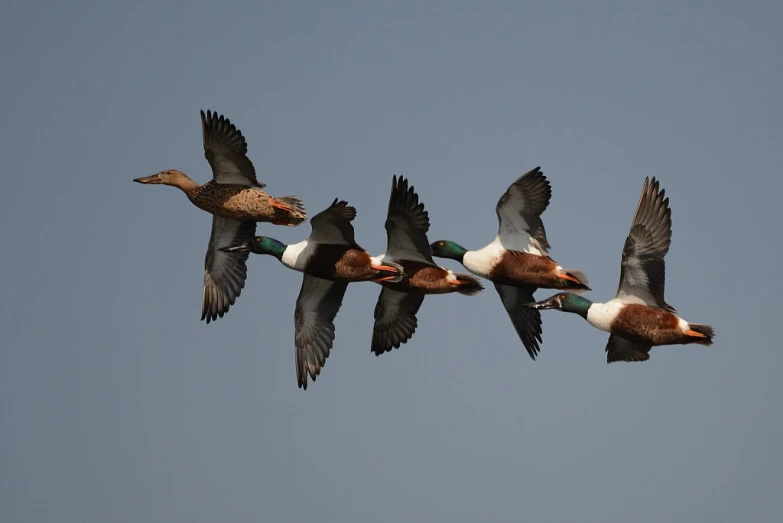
left=133, top=110, right=306, bottom=324
left=371, top=175, right=484, bottom=356
left=526, top=177, right=714, bottom=362
left=430, top=167, right=589, bottom=360
left=221, top=199, right=404, bottom=390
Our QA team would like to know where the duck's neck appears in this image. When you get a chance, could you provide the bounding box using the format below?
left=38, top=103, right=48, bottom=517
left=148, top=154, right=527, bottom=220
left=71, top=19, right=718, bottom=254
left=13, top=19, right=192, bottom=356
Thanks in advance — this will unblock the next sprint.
left=442, top=243, right=468, bottom=263
left=263, top=239, right=287, bottom=261
left=174, top=174, right=200, bottom=197
left=562, top=294, right=593, bottom=319
left=279, top=239, right=310, bottom=271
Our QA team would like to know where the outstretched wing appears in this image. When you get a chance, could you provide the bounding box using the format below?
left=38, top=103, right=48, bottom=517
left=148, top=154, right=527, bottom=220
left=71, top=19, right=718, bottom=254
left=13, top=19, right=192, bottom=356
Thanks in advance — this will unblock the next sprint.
left=308, top=199, right=362, bottom=248
left=384, top=175, right=434, bottom=264
left=606, top=334, right=652, bottom=363
left=371, top=288, right=425, bottom=355
left=495, top=167, right=551, bottom=255
left=616, top=176, right=674, bottom=311
left=202, top=217, right=257, bottom=323
left=201, top=110, right=264, bottom=187
left=294, top=275, right=349, bottom=390
left=493, top=283, right=543, bottom=360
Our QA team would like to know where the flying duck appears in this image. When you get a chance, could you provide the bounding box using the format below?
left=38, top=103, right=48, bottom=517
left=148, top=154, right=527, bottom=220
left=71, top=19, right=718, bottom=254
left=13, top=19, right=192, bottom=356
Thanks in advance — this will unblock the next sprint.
left=526, top=177, right=714, bottom=362
left=430, top=167, right=589, bottom=359
left=134, top=110, right=306, bottom=323
left=372, top=176, right=483, bottom=355
left=222, top=199, right=404, bottom=389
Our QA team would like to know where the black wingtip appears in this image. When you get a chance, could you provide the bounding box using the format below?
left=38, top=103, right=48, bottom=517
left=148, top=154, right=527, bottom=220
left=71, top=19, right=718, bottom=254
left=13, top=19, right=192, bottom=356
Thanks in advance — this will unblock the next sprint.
left=322, top=198, right=357, bottom=222
left=387, top=174, right=430, bottom=232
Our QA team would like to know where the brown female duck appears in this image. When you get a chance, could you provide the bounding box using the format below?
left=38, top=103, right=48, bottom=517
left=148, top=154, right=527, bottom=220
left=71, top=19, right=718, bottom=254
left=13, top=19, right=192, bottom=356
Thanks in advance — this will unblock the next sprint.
left=134, top=110, right=306, bottom=323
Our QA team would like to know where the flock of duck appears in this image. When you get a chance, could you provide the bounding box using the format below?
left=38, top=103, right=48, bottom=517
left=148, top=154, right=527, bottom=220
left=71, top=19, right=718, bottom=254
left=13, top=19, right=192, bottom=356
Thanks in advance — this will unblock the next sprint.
left=134, top=110, right=715, bottom=389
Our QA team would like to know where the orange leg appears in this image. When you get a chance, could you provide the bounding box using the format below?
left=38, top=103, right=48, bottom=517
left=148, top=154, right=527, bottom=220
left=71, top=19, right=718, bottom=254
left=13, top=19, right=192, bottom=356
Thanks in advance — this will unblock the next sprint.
left=371, top=264, right=401, bottom=273
left=685, top=329, right=708, bottom=338
left=557, top=272, right=582, bottom=285
left=371, top=264, right=402, bottom=282
left=271, top=199, right=295, bottom=213
left=372, top=275, right=399, bottom=282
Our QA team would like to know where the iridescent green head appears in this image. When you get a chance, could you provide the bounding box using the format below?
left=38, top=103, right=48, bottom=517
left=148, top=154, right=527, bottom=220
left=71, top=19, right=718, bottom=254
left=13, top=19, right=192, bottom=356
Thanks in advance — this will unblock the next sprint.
left=219, top=236, right=286, bottom=259
left=430, top=240, right=468, bottom=262
left=526, top=292, right=593, bottom=318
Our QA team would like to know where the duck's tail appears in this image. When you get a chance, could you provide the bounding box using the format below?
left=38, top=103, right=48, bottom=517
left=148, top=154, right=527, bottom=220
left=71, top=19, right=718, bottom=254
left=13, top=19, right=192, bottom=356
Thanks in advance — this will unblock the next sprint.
left=272, top=196, right=307, bottom=225
left=559, top=268, right=591, bottom=294
left=453, top=273, right=484, bottom=296
left=685, top=323, right=715, bottom=346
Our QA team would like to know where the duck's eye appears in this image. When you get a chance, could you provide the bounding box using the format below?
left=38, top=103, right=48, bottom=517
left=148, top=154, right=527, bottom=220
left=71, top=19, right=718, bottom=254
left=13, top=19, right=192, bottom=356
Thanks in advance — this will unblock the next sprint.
left=255, top=238, right=261, bottom=243
left=439, top=241, right=444, bottom=247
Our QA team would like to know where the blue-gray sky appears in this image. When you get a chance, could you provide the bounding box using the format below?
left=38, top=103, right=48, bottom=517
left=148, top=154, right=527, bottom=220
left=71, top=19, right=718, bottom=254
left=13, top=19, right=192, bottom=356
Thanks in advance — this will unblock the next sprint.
left=1, top=1, right=781, bottom=522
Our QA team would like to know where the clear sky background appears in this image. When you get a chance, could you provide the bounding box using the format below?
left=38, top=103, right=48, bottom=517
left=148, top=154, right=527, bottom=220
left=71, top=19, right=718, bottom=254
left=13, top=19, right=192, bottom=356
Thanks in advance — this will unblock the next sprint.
left=1, top=1, right=781, bottom=522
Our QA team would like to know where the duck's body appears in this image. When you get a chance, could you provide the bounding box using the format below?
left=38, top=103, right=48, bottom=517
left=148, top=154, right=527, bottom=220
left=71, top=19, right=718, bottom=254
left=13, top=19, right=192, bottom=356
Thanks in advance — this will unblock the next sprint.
left=278, top=239, right=400, bottom=282
left=222, top=199, right=403, bottom=389
left=462, top=240, right=586, bottom=289
left=134, top=110, right=306, bottom=323
left=187, top=180, right=305, bottom=224
left=375, top=257, right=478, bottom=295
left=528, top=177, right=714, bottom=363
left=592, top=303, right=711, bottom=347
left=372, top=176, right=483, bottom=355
left=430, top=167, right=588, bottom=359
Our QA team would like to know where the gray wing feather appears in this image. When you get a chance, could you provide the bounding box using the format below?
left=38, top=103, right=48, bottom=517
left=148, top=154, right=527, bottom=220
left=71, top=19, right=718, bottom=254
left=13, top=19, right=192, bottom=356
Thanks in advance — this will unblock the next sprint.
left=384, top=175, right=434, bottom=264
left=201, top=110, right=263, bottom=187
left=308, top=199, right=362, bottom=248
left=493, top=283, right=543, bottom=360
left=371, top=288, right=426, bottom=355
left=495, top=167, right=552, bottom=254
left=202, top=217, right=257, bottom=323
left=606, top=334, right=652, bottom=363
left=294, top=275, right=349, bottom=390
left=616, top=176, right=674, bottom=311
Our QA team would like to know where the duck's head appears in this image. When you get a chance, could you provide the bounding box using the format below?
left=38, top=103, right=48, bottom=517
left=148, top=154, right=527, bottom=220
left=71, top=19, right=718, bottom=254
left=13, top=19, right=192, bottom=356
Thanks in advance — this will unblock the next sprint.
left=220, top=236, right=286, bottom=258
left=525, top=292, right=592, bottom=317
left=429, top=240, right=467, bottom=261
left=134, top=169, right=193, bottom=188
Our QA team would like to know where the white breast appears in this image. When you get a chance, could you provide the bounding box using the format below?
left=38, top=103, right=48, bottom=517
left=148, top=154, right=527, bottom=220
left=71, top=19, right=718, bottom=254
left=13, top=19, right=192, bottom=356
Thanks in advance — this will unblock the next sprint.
left=281, top=240, right=315, bottom=272
left=462, top=240, right=504, bottom=278
left=585, top=300, right=625, bottom=332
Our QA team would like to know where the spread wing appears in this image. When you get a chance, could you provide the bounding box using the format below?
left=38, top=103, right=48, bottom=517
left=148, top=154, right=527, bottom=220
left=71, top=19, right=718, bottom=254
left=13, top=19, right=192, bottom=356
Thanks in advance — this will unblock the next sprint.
left=371, top=288, right=426, bottom=355
left=201, top=110, right=264, bottom=188
left=308, top=199, right=362, bottom=248
left=616, top=176, right=674, bottom=311
left=495, top=167, right=551, bottom=255
left=384, top=175, right=434, bottom=264
left=493, top=283, right=543, bottom=360
left=294, top=275, right=349, bottom=390
left=202, top=217, right=257, bottom=323
left=606, top=334, right=652, bottom=363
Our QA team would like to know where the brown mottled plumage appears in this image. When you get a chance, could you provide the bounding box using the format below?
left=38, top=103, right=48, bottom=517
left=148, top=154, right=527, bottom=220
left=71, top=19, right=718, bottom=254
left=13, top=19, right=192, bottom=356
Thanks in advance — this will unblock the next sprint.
left=134, top=110, right=306, bottom=323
